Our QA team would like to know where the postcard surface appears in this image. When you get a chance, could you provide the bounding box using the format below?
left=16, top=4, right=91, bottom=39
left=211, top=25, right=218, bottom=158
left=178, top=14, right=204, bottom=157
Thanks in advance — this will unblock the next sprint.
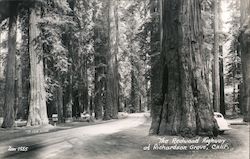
left=0, top=0, right=249, bottom=159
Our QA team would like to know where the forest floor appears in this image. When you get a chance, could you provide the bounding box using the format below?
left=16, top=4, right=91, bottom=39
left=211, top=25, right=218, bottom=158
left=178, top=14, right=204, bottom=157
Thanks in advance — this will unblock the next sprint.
left=0, top=113, right=249, bottom=159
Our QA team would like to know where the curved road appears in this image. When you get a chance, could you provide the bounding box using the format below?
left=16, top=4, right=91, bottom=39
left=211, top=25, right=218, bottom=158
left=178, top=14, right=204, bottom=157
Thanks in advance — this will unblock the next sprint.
left=0, top=113, right=147, bottom=159
left=0, top=114, right=249, bottom=159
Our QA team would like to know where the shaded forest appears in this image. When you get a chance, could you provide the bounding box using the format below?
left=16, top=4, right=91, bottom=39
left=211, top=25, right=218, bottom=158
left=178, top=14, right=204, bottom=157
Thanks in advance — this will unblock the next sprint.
left=0, top=0, right=249, bottom=137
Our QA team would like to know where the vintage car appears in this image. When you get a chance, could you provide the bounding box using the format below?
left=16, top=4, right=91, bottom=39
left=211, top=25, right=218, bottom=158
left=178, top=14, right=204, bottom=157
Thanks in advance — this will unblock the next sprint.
left=214, top=112, right=231, bottom=134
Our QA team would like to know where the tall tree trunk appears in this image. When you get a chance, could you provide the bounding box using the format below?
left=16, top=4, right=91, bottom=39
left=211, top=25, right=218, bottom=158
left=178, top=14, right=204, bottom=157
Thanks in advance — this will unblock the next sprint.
left=0, top=18, right=3, bottom=118
left=63, top=29, right=74, bottom=122
left=82, top=57, right=89, bottom=113
left=1, top=2, right=18, bottom=128
left=94, top=48, right=105, bottom=119
left=55, top=84, right=64, bottom=123
left=20, top=9, right=30, bottom=120
left=93, top=51, right=105, bottom=120
left=114, top=0, right=120, bottom=116
left=15, top=50, right=23, bottom=119
left=93, top=1, right=108, bottom=120
left=150, top=0, right=216, bottom=137
left=213, top=0, right=220, bottom=112
left=104, top=0, right=119, bottom=120
left=78, top=31, right=89, bottom=115
left=0, top=25, right=2, bottom=80
left=130, top=58, right=140, bottom=113
left=65, top=62, right=73, bottom=122
left=240, top=0, right=250, bottom=122
left=149, top=0, right=163, bottom=134
left=27, top=5, right=49, bottom=126
left=219, top=46, right=225, bottom=115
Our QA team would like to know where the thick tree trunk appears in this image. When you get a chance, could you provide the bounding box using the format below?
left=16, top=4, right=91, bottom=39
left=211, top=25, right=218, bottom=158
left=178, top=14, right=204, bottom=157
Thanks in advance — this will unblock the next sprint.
left=20, top=10, right=30, bottom=120
left=114, top=0, right=120, bottom=116
left=77, top=31, right=89, bottom=115
left=130, top=59, right=140, bottom=113
left=15, top=51, right=23, bottom=119
left=150, top=0, right=216, bottom=137
left=93, top=2, right=108, bottom=120
left=65, top=69, right=73, bottom=122
left=241, top=35, right=250, bottom=122
left=0, top=25, right=2, bottom=79
left=0, top=23, right=2, bottom=118
left=94, top=52, right=105, bottom=119
left=1, top=2, right=18, bottom=128
left=27, top=5, right=49, bottom=126
left=149, top=0, right=163, bottom=134
left=63, top=30, right=74, bottom=122
left=20, top=50, right=30, bottom=120
left=104, top=0, right=119, bottom=120
left=213, top=0, right=220, bottom=112
left=82, top=58, right=89, bottom=113
left=93, top=53, right=105, bottom=120
left=55, top=84, right=64, bottom=123
left=240, top=0, right=250, bottom=122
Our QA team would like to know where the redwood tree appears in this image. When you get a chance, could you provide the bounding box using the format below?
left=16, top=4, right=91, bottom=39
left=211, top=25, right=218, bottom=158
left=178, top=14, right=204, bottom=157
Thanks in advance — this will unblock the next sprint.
left=150, top=0, right=216, bottom=137
left=240, top=0, right=250, bottom=122
left=27, top=3, right=49, bottom=126
left=1, top=2, right=18, bottom=128
left=104, top=0, right=119, bottom=120
left=93, top=0, right=108, bottom=120
left=213, top=0, right=221, bottom=112
left=149, top=0, right=162, bottom=133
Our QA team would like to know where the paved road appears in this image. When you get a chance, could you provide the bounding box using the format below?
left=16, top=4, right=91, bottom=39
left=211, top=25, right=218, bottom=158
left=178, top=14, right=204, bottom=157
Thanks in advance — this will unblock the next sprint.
left=0, top=114, right=249, bottom=159
left=0, top=113, right=147, bottom=159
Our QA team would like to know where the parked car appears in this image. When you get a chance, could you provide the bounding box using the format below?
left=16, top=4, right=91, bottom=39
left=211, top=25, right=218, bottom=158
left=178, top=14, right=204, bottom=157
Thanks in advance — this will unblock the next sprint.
left=214, top=112, right=231, bottom=134
left=80, top=112, right=91, bottom=122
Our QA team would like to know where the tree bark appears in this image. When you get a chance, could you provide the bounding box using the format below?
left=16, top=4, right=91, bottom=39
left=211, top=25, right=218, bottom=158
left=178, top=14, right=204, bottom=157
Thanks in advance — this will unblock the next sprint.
left=20, top=9, right=30, bottom=120
left=94, top=50, right=105, bottom=119
left=27, top=5, right=49, bottom=126
left=130, top=57, right=140, bottom=113
left=15, top=49, right=23, bottom=119
left=104, top=0, right=119, bottom=120
left=93, top=43, right=105, bottom=119
left=93, top=1, right=108, bottom=120
left=65, top=64, right=73, bottom=122
left=82, top=58, right=89, bottom=113
left=213, top=0, right=220, bottom=112
left=149, top=0, right=163, bottom=134
left=1, top=2, right=18, bottom=128
left=150, top=0, right=216, bottom=137
left=56, top=84, right=64, bottom=123
left=0, top=16, right=3, bottom=118
left=77, top=28, right=89, bottom=115
left=240, top=0, right=250, bottom=122
left=219, top=46, right=225, bottom=115
left=0, top=24, right=2, bottom=80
